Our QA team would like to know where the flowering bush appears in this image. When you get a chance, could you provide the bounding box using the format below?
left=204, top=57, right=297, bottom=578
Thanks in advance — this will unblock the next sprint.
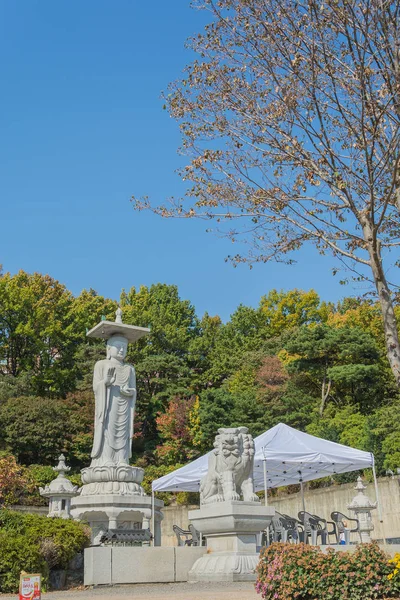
left=388, top=552, right=400, bottom=593
left=256, top=542, right=399, bottom=600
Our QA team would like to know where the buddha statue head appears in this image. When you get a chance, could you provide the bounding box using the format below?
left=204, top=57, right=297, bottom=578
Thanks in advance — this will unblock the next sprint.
left=106, top=335, right=128, bottom=362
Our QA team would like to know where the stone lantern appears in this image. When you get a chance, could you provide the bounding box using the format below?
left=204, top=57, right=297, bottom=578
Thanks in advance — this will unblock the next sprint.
left=40, top=455, right=79, bottom=519
left=347, top=476, right=377, bottom=543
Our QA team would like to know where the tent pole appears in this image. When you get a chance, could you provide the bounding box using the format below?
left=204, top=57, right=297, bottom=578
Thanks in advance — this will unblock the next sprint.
left=152, top=491, right=155, bottom=547
left=263, top=459, right=268, bottom=507
left=372, top=464, right=388, bottom=548
left=372, top=464, right=383, bottom=523
left=300, top=480, right=306, bottom=514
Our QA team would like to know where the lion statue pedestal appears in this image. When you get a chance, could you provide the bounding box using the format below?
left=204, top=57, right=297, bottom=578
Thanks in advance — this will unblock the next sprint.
left=188, top=427, right=274, bottom=582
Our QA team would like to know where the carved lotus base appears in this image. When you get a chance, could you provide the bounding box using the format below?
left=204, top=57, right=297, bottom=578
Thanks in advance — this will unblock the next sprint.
left=81, top=464, right=144, bottom=484
left=80, top=480, right=145, bottom=496
left=79, top=465, right=145, bottom=497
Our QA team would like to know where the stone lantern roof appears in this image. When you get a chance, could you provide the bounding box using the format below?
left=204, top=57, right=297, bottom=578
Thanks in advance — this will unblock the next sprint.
left=40, top=454, right=79, bottom=499
left=348, top=476, right=377, bottom=510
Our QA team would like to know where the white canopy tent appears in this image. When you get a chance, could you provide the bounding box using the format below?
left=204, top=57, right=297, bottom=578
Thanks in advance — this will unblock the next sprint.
left=152, top=423, right=375, bottom=491
left=151, top=423, right=380, bottom=530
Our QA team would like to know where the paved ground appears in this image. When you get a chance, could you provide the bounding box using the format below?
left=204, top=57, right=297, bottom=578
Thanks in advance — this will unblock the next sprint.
left=1, top=582, right=259, bottom=600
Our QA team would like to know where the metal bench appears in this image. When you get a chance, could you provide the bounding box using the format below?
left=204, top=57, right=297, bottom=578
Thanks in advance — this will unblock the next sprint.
left=173, top=524, right=203, bottom=546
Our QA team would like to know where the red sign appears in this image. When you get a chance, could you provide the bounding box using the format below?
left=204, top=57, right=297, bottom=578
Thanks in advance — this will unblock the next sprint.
left=19, top=574, right=41, bottom=600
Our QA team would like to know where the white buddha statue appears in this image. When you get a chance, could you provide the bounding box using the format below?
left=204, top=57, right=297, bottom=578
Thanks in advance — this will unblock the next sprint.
left=90, top=334, right=137, bottom=467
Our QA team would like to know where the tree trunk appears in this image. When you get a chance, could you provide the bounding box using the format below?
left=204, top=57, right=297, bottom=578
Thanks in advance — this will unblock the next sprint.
left=363, top=222, right=400, bottom=386
left=320, top=369, right=331, bottom=416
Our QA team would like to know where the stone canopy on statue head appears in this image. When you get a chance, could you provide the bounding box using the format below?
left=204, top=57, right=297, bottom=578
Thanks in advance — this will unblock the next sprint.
left=86, top=311, right=150, bottom=343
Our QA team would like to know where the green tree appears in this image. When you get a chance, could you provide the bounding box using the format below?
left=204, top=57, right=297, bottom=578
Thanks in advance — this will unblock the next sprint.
left=203, top=304, right=265, bottom=386
left=230, top=389, right=271, bottom=438
left=70, top=289, right=117, bottom=391
left=121, top=283, right=199, bottom=361
left=284, top=325, right=381, bottom=415
left=253, top=354, right=314, bottom=430
left=371, top=401, right=400, bottom=472
left=73, top=341, right=107, bottom=392
left=188, top=312, right=223, bottom=388
left=197, top=388, right=236, bottom=448
left=0, top=271, right=75, bottom=397
left=0, top=372, right=34, bottom=403
left=259, top=289, right=331, bottom=337
left=69, top=288, right=117, bottom=335
left=119, top=284, right=201, bottom=455
left=0, top=397, right=69, bottom=465
left=307, top=405, right=371, bottom=451
left=197, top=384, right=272, bottom=449
left=134, top=354, right=193, bottom=455
left=62, top=391, right=95, bottom=468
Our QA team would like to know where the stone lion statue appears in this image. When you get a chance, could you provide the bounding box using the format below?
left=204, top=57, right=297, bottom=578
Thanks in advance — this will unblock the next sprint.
left=200, top=427, right=260, bottom=504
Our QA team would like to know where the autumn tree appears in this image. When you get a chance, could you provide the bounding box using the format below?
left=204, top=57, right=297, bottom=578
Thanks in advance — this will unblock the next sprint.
left=0, top=455, right=27, bottom=507
left=133, top=0, right=400, bottom=386
left=257, top=355, right=289, bottom=393
left=155, top=395, right=197, bottom=464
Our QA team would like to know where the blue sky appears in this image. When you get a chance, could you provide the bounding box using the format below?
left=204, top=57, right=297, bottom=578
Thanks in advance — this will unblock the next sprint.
left=0, top=0, right=364, bottom=321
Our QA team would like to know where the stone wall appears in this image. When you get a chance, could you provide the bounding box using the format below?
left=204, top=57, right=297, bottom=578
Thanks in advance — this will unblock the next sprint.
left=10, top=504, right=47, bottom=515
left=160, top=477, right=400, bottom=546
left=11, top=476, right=400, bottom=546
left=266, top=476, right=399, bottom=543
left=161, top=504, right=199, bottom=547
left=84, top=546, right=206, bottom=585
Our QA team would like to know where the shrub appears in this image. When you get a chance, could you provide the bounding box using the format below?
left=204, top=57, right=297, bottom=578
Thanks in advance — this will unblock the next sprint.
left=20, top=464, right=81, bottom=506
left=256, top=542, right=398, bottom=600
left=21, top=464, right=55, bottom=506
left=0, top=533, right=49, bottom=593
left=0, top=509, right=90, bottom=593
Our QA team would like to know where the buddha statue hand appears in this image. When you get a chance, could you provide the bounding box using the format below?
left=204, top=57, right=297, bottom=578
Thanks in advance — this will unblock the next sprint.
left=120, top=385, right=136, bottom=397
left=104, top=367, right=116, bottom=386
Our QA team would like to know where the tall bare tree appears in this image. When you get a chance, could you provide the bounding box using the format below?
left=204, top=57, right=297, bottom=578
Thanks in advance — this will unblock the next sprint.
left=133, top=0, right=400, bottom=384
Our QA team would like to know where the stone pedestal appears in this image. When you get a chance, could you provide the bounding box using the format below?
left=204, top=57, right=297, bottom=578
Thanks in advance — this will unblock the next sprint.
left=188, top=501, right=274, bottom=582
left=71, top=493, right=164, bottom=545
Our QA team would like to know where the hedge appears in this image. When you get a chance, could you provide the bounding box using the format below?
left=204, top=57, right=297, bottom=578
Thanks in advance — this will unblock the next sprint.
left=0, top=509, right=90, bottom=593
